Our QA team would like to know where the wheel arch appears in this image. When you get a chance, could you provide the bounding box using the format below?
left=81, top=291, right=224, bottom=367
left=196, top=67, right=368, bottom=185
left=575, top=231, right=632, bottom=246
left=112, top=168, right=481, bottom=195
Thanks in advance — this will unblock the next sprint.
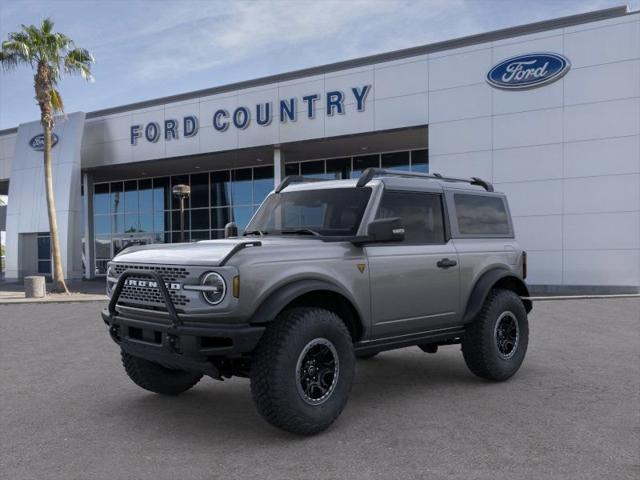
left=249, top=279, right=365, bottom=342
left=463, top=268, right=532, bottom=324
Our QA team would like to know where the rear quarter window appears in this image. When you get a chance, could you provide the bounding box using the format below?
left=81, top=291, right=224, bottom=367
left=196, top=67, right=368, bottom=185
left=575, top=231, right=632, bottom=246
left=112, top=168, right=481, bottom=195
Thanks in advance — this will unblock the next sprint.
left=454, top=193, right=511, bottom=236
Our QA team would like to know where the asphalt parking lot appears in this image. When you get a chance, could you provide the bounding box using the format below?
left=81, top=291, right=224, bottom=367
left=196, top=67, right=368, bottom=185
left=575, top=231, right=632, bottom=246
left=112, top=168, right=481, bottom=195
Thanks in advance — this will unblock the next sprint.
left=1, top=298, right=638, bottom=479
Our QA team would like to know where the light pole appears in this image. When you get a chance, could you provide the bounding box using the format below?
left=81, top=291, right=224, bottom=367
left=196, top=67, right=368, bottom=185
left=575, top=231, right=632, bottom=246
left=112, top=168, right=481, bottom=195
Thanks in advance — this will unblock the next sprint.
left=172, top=184, right=191, bottom=243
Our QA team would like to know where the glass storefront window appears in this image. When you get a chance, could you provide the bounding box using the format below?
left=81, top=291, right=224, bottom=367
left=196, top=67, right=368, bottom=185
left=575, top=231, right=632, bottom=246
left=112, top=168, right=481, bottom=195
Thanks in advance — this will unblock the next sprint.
left=124, top=180, right=138, bottom=213
left=138, top=179, right=153, bottom=212
left=211, top=207, right=231, bottom=230
left=171, top=210, right=190, bottom=232
left=153, top=177, right=170, bottom=211
left=211, top=170, right=231, bottom=207
left=94, top=183, right=110, bottom=214
left=124, top=213, right=139, bottom=232
left=95, top=235, right=111, bottom=259
left=231, top=169, right=252, bottom=206
left=111, top=182, right=123, bottom=216
left=37, top=234, right=50, bottom=261
left=285, top=163, right=299, bottom=176
left=301, top=160, right=327, bottom=179
left=326, top=158, right=350, bottom=180
left=190, top=208, right=209, bottom=230
left=91, top=148, right=426, bottom=272
left=94, top=215, right=111, bottom=235
left=190, top=172, right=209, bottom=208
left=352, top=154, right=380, bottom=178
left=139, top=212, right=153, bottom=232
left=253, top=166, right=274, bottom=205
left=154, top=211, right=169, bottom=232
left=411, top=149, right=428, bottom=173
left=382, top=151, right=410, bottom=171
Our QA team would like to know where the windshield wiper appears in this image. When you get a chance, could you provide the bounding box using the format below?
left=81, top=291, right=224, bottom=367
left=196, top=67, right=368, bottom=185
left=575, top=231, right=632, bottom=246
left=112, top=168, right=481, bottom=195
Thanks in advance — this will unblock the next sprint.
left=280, top=228, right=321, bottom=237
left=243, top=229, right=268, bottom=236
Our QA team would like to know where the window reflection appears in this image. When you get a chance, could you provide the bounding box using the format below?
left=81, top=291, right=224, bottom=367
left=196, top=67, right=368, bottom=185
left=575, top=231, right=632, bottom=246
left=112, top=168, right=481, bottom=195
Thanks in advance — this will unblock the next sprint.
left=231, top=169, right=252, bottom=206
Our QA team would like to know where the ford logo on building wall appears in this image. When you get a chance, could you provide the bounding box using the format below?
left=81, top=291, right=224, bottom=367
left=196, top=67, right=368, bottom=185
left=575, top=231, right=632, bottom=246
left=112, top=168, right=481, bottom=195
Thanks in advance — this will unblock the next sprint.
left=487, top=53, right=570, bottom=90
left=29, top=133, right=59, bottom=151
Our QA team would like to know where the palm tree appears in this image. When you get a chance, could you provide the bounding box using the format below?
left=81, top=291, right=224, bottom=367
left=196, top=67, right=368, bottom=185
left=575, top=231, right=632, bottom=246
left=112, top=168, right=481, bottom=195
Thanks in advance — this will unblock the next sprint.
left=0, top=18, right=94, bottom=293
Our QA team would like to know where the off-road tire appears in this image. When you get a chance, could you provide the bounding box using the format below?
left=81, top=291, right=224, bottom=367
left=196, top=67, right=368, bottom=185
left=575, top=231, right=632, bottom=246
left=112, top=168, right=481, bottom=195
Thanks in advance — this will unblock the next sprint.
left=461, top=289, right=529, bottom=381
left=121, top=350, right=202, bottom=395
left=250, top=307, right=355, bottom=435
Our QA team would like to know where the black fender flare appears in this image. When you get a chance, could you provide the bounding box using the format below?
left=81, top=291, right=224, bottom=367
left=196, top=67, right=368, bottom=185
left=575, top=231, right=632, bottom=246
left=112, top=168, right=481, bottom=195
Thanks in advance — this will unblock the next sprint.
left=249, top=279, right=362, bottom=326
left=463, top=268, right=532, bottom=324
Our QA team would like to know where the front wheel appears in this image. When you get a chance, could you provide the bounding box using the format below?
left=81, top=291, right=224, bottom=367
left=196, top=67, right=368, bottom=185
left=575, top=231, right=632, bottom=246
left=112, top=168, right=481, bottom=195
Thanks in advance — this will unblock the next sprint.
left=461, top=289, right=529, bottom=381
left=250, top=307, right=355, bottom=435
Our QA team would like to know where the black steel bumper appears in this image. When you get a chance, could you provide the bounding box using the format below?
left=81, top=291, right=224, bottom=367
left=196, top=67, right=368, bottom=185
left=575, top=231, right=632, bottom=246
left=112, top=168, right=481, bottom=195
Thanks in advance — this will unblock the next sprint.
left=102, top=269, right=264, bottom=377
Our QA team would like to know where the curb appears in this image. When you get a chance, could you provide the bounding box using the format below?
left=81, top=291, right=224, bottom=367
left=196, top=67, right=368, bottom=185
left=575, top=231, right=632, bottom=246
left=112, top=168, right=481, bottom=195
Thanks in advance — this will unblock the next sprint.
left=0, top=295, right=108, bottom=305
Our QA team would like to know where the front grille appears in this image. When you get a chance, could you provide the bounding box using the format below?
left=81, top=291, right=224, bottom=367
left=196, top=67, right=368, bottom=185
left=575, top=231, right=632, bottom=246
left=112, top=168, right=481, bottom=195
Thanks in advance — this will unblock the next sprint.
left=119, top=284, right=190, bottom=307
left=113, top=264, right=189, bottom=282
left=112, top=264, right=192, bottom=309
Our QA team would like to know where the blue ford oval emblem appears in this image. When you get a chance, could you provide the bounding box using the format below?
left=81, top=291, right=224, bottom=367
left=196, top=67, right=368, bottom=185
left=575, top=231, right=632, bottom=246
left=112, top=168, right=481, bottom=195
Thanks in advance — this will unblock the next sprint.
left=29, top=133, right=59, bottom=151
left=487, top=53, right=570, bottom=90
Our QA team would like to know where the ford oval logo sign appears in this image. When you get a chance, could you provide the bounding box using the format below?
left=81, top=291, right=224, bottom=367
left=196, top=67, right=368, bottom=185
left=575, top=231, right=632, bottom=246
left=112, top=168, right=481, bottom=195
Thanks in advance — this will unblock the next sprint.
left=29, top=133, right=59, bottom=151
left=487, top=53, right=570, bottom=90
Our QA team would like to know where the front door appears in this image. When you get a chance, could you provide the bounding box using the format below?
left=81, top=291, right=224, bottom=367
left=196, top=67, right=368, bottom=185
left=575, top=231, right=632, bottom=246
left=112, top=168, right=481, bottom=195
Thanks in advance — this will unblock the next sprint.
left=365, top=189, right=460, bottom=338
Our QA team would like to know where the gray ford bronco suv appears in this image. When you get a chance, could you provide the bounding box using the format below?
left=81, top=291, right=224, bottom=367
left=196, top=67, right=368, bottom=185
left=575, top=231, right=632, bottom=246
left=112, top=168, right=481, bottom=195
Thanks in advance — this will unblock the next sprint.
left=102, top=167, right=532, bottom=435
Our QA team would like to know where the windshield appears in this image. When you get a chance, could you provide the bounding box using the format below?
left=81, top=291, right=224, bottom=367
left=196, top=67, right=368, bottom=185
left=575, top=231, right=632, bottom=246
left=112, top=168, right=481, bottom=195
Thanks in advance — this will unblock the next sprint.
left=245, top=187, right=372, bottom=237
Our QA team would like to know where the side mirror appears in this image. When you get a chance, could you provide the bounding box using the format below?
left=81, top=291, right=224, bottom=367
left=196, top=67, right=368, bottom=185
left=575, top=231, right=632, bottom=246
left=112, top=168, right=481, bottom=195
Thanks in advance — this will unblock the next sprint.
left=224, top=222, right=238, bottom=238
left=366, top=217, right=405, bottom=243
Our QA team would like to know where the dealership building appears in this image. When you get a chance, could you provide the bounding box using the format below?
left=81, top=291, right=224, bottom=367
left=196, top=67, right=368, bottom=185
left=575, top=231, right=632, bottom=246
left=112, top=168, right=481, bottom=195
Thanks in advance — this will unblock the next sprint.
left=0, top=5, right=638, bottom=292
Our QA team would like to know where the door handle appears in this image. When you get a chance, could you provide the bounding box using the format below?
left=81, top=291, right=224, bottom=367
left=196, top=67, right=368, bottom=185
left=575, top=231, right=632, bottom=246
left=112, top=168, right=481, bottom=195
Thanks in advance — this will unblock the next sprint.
left=437, top=258, right=457, bottom=269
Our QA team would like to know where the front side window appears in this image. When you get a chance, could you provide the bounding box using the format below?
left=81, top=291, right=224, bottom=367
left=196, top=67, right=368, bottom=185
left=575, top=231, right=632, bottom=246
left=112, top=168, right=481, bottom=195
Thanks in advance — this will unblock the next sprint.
left=454, top=193, right=511, bottom=236
left=246, top=188, right=372, bottom=236
left=376, top=191, right=445, bottom=244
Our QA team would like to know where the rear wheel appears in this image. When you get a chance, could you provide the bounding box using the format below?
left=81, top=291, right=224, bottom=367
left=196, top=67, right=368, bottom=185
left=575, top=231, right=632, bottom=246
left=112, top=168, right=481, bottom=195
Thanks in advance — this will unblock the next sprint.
left=461, top=289, right=529, bottom=381
left=121, top=351, right=202, bottom=395
left=250, top=307, right=355, bottom=435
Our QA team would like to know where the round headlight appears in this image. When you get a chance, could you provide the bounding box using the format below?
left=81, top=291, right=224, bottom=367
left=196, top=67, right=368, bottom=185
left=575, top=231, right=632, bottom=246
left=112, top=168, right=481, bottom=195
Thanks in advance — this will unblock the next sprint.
left=201, top=272, right=226, bottom=305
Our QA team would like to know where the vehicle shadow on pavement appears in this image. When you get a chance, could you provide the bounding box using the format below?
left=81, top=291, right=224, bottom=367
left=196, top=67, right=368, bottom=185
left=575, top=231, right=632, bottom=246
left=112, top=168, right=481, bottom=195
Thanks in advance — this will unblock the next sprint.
left=100, top=348, right=506, bottom=442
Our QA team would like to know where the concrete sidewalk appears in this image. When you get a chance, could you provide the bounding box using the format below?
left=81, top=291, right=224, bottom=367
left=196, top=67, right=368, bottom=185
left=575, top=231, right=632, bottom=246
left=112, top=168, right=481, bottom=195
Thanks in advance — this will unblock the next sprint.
left=0, top=278, right=107, bottom=304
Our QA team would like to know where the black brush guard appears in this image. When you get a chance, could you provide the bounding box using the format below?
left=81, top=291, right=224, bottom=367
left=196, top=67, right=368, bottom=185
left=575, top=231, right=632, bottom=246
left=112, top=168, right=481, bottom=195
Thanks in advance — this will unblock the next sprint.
left=103, top=269, right=265, bottom=377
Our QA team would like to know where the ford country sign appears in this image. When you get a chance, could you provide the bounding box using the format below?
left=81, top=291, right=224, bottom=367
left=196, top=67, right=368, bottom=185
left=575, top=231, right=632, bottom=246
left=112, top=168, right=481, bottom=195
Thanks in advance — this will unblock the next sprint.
left=487, top=53, right=570, bottom=90
left=29, top=133, right=59, bottom=151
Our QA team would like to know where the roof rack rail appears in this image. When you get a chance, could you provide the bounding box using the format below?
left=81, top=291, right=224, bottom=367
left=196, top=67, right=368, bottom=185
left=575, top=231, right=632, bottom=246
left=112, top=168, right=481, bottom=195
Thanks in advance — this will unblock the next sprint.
left=356, top=168, right=494, bottom=192
left=274, top=175, right=328, bottom=193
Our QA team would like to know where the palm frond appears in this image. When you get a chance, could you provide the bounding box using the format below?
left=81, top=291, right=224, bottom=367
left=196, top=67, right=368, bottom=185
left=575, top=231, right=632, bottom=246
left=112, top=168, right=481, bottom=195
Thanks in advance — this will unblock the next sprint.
left=0, top=51, right=20, bottom=70
left=64, top=47, right=94, bottom=81
left=41, top=17, right=54, bottom=35
left=50, top=88, right=64, bottom=113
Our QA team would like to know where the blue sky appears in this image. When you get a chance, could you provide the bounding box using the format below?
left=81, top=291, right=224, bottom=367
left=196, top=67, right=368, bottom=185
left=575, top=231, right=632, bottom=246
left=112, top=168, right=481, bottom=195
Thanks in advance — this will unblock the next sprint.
left=0, top=0, right=633, bottom=130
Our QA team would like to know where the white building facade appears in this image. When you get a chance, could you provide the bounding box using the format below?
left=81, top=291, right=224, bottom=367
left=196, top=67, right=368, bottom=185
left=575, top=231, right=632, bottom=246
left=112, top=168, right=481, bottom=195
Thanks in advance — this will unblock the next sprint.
left=0, top=6, right=638, bottom=292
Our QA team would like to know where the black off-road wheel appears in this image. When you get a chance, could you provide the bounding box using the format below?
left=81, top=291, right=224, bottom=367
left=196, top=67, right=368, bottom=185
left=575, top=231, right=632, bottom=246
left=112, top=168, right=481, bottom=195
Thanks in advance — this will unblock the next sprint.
left=250, top=307, right=355, bottom=435
left=461, top=289, right=529, bottom=381
left=121, top=350, right=203, bottom=395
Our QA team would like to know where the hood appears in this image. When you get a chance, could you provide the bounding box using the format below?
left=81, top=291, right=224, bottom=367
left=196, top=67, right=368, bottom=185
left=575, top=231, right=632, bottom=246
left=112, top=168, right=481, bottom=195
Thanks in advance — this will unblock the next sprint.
left=111, top=236, right=325, bottom=266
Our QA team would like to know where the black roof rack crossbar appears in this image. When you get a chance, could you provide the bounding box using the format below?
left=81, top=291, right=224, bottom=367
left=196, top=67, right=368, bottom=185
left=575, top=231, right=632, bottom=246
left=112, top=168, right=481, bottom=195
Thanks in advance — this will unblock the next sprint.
left=274, top=175, right=329, bottom=193
left=356, top=168, right=494, bottom=192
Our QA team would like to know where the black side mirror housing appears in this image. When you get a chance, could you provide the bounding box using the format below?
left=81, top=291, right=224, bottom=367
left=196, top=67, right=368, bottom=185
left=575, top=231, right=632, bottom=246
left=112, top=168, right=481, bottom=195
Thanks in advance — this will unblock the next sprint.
left=365, top=217, right=405, bottom=243
left=224, top=222, right=238, bottom=238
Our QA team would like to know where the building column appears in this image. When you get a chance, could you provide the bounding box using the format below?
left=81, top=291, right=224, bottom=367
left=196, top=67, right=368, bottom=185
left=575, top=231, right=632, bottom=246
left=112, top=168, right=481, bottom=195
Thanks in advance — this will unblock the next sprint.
left=273, top=146, right=286, bottom=188
left=83, top=172, right=95, bottom=279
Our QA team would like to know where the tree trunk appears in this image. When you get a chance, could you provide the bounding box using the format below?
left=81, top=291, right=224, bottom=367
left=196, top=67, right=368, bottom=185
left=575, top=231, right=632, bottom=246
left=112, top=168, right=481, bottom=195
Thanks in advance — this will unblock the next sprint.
left=43, top=122, right=69, bottom=294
